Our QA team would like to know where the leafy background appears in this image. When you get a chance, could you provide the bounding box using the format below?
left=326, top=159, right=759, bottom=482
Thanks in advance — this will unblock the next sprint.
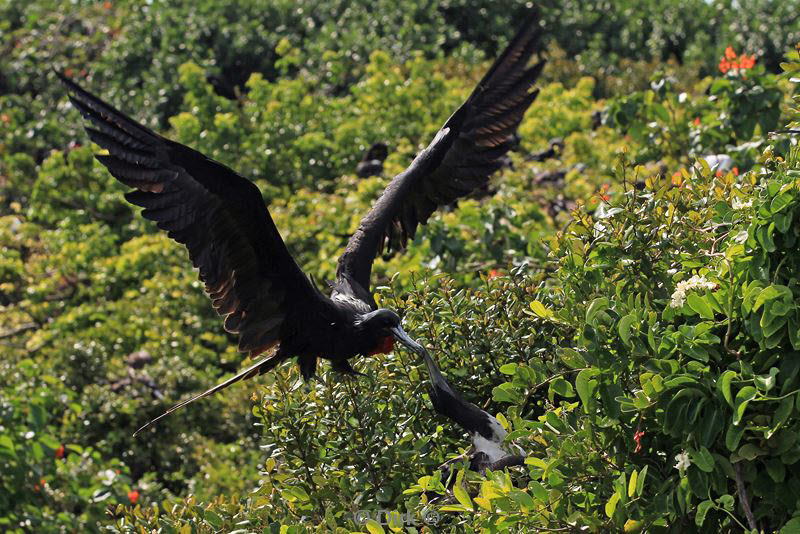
left=2, top=0, right=800, bottom=532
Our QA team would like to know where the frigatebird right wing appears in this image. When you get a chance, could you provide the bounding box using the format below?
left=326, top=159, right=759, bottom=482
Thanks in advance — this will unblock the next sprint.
left=337, top=10, right=545, bottom=291
left=58, top=73, right=333, bottom=361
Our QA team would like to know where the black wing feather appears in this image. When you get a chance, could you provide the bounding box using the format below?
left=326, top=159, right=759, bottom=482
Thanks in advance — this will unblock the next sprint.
left=58, top=72, right=330, bottom=360
left=337, top=10, right=545, bottom=291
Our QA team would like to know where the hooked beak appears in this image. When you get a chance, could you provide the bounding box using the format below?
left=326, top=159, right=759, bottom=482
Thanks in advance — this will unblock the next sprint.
left=390, top=325, right=425, bottom=355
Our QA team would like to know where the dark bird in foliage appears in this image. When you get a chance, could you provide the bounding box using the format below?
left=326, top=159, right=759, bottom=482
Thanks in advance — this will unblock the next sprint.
left=57, top=10, right=545, bottom=433
left=421, top=349, right=524, bottom=472
left=356, top=142, right=389, bottom=178
left=527, top=137, right=564, bottom=162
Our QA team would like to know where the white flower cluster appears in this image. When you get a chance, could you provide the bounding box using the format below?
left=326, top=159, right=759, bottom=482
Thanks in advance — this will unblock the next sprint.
left=670, top=275, right=716, bottom=308
left=674, top=451, right=690, bottom=474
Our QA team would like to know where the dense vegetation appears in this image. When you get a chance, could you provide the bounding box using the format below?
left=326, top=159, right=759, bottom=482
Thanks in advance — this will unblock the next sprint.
left=2, top=0, right=800, bottom=532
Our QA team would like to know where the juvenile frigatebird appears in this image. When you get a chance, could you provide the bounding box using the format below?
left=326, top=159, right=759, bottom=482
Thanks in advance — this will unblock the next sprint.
left=421, top=349, right=524, bottom=472
left=57, top=10, right=545, bottom=432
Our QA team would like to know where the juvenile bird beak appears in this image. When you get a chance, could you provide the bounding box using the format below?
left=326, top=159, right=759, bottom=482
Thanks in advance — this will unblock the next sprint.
left=390, top=325, right=425, bottom=355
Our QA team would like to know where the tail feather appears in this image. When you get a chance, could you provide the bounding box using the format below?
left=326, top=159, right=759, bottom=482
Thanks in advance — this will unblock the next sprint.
left=133, top=352, right=285, bottom=436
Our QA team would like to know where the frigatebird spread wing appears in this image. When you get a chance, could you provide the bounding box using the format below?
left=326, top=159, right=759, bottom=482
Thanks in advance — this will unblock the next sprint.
left=57, top=11, right=544, bottom=431
left=336, top=10, right=544, bottom=291
left=57, top=73, right=334, bottom=361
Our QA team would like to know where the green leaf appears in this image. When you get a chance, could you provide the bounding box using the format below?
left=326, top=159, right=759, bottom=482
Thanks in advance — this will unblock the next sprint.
left=586, top=297, right=610, bottom=325
left=765, top=458, right=786, bottom=482
left=0, top=436, right=16, bottom=459
left=690, top=447, right=715, bottom=473
left=453, top=484, right=473, bottom=511
left=733, top=386, right=758, bottom=425
left=754, top=285, right=791, bottom=312
left=618, top=313, right=637, bottom=345
left=628, top=469, right=638, bottom=498
left=558, top=347, right=585, bottom=368
left=725, top=423, right=746, bottom=451
left=771, top=192, right=794, bottom=213
left=499, top=363, right=517, bottom=375
left=605, top=491, right=621, bottom=518
left=529, top=481, right=547, bottom=502
left=529, top=300, right=551, bottom=318
left=204, top=510, right=223, bottom=529
left=576, top=369, right=599, bottom=410
left=780, top=517, right=800, bottom=534
left=636, top=465, right=648, bottom=497
left=695, top=500, right=714, bottom=527
left=687, top=293, right=715, bottom=319
left=549, top=377, right=576, bottom=399
left=365, top=519, right=386, bottom=534
left=773, top=396, right=795, bottom=430
left=718, top=370, right=736, bottom=406
left=737, top=443, right=763, bottom=460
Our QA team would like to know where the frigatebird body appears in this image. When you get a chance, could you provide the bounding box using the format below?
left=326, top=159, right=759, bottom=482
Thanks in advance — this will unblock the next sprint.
left=58, top=10, right=545, bottom=432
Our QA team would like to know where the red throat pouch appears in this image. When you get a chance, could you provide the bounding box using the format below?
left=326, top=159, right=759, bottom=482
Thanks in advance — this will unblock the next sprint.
left=369, top=335, right=395, bottom=356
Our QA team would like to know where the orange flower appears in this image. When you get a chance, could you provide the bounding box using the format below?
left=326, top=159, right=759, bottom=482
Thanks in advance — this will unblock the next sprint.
left=672, top=171, right=683, bottom=186
left=128, top=490, right=139, bottom=504
left=55, top=444, right=65, bottom=459
left=733, top=167, right=739, bottom=176
left=0, top=113, right=9, bottom=124
left=716, top=170, right=723, bottom=177
left=64, top=67, right=73, bottom=78
left=725, top=46, right=736, bottom=59
left=739, top=55, right=756, bottom=69
left=103, top=1, right=112, bottom=8
left=488, top=269, right=501, bottom=280
left=693, top=117, right=701, bottom=126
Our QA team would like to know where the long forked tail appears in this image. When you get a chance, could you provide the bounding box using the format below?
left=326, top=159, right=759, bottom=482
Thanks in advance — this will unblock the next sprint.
left=133, top=353, right=285, bottom=436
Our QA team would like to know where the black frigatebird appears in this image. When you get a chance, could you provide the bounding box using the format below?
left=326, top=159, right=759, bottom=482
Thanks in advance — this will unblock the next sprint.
left=421, top=349, right=524, bottom=473
left=57, top=10, right=545, bottom=433
left=356, top=142, right=389, bottom=178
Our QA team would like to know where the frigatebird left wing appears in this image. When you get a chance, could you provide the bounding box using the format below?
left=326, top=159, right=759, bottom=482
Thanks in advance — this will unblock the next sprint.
left=337, top=10, right=544, bottom=291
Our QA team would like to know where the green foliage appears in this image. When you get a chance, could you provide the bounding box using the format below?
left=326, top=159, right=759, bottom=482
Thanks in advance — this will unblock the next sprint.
left=3, top=2, right=800, bottom=533
left=607, top=65, right=784, bottom=166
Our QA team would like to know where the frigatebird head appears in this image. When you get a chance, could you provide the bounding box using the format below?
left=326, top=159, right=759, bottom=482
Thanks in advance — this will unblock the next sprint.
left=357, top=309, right=424, bottom=355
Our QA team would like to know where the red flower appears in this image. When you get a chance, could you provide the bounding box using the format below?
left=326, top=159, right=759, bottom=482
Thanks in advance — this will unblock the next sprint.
left=693, top=117, right=700, bottom=126
left=733, top=167, right=739, bottom=176
left=488, top=269, right=501, bottom=280
left=633, top=430, right=645, bottom=453
left=64, top=67, right=73, bottom=78
left=55, top=444, right=65, bottom=459
left=719, top=49, right=756, bottom=74
left=716, top=170, right=723, bottom=177
left=103, top=1, right=112, bottom=8
left=128, top=490, right=139, bottom=504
